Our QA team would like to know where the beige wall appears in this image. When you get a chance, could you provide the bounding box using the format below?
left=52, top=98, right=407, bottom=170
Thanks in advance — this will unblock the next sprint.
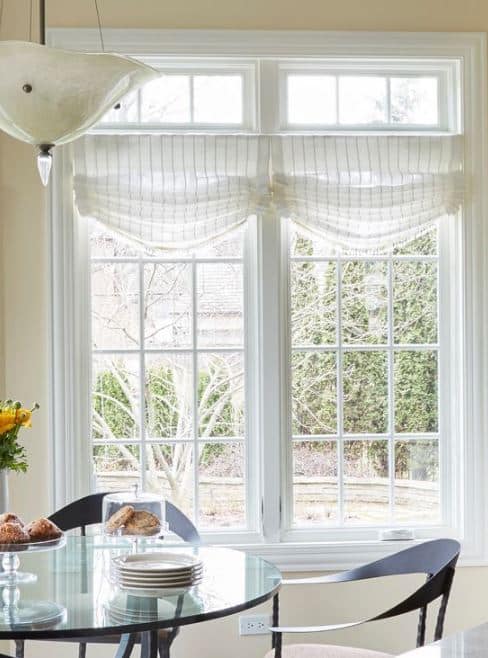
left=1, top=1, right=488, bottom=656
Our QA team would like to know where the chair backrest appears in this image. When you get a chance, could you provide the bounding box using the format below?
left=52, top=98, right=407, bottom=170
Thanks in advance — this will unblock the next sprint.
left=323, top=538, right=460, bottom=647
left=49, top=492, right=201, bottom=543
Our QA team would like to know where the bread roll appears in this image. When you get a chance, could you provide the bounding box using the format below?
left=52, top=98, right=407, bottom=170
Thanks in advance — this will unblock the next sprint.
left=106, top=505, right=135, bottom=534
left=123, top=510, right=161, bottom=536
left=0, top=513, right=24, bottom=527
left=25, top=518, right=62, bottom=541
left=0, top=522, right=29, bottom=544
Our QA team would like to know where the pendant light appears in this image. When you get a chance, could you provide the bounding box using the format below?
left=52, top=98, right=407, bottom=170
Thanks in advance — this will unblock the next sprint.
left=0, top=0, right=158, bottom=185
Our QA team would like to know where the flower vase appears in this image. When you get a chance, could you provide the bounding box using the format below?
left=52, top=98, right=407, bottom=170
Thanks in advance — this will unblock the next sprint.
left=0, top=470, right=9, bottom=513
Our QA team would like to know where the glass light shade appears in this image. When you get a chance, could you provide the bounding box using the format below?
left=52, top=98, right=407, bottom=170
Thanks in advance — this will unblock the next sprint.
left=0, top=41, right=158, bottom=183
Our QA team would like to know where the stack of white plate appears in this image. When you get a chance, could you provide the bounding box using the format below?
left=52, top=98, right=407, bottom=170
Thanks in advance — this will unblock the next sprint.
left=111, top=552, right=203, bottom=591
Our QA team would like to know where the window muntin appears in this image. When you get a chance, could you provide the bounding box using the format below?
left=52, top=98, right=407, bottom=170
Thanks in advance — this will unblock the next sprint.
left=90, top=223, right=249, bottom=531
left=288, top=226, right=440, bottom=528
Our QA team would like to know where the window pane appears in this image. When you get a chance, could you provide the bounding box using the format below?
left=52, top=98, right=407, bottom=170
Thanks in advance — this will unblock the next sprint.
left=291, top=261, right=336, bottom=346
left=287, top=75, right=336, bottom=125
left=199, top=441, right=245, bottom=528
left=140, top=75, right=191, bottom=123
left=90, top=221, right=139, bottom=258
left=394, top=262, right=437, bottom=344
left=94, top=444, right=141, bottom=492
left=339, top=76, right=387, bottom=125
left=292, top=352, right=337, bottom=435
left=342, top=261, right=388, bottom=345
left=391, top=77, right=438, bottom=125
left=343, top=351, right=388, bottom=434
left=394, top=439, right=439, bottom=522
left=344, top=440, right=389, bottom=525
left=144, top=263, right=192, bottom=349
left=146, top=443, right=194, bottom=520
left=145, top=354, right=193, bottom=440
left=91, top=263, right=139, bottom=349
left=198, top=353, right=245, bottom=438
left=197, top=263, right=243, bottom=348
left=293, top=440, right=338, bottom=525
left=92, top=355, right=139, bottom=441
left=393, top=228, right=438, bottom=256
left=193, top=75, right=243, bottom=124
left=394, top=351, right=438, bottom=433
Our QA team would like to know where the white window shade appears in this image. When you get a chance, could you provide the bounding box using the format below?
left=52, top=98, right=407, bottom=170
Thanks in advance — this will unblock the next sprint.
left=272, top=134, right=464, bottom=251
left=73, top=134, right=270, bottom=250
left=73, top=133, right=463, bottom=252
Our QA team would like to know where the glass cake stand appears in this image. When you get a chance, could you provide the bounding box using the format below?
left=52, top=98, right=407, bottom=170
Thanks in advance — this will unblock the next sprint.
left=0, top=535, right=66, bottom=585
left=0, top=536, right=67, bottom=628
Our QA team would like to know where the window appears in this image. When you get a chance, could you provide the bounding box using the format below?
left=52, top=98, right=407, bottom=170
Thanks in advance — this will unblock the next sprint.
left=50, top=30, right=486, bottom=566
left=98, top=61, right=257, bottom=130
left=288, top=226, right=441, bottom=529
left=89, top=223, right=251, bottom=531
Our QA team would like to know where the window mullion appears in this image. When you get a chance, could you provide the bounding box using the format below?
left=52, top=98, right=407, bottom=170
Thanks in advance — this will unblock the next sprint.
left=138, top=258, right=147, bottom=491
left=260, top=211, right=284, bottom=541
left=337, top=258, right=345, bottom=525
left=387, top=256, right=395, bottom=525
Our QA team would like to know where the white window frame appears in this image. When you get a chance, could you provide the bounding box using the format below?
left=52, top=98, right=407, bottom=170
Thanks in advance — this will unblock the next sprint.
left=48, top=28, right=488, bottom=570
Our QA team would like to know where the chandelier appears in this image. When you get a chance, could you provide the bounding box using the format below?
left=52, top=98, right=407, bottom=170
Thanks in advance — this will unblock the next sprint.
left=0, top=0, right=158, bottom=184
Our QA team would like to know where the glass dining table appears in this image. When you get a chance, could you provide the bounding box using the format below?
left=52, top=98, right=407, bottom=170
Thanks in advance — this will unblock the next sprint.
left=0, top=535, right=282, bottom=658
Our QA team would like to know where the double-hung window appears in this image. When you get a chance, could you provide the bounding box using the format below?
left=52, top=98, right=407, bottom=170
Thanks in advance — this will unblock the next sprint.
left=50, top=31, right=486, bottom=565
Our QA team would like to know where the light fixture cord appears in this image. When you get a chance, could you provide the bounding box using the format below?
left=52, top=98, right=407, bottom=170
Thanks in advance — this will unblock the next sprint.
left=94, top=0, right=105, bottom=52
left=0, top=0, right=4, bottom=36
left=29, top=0, right=33, bottom=42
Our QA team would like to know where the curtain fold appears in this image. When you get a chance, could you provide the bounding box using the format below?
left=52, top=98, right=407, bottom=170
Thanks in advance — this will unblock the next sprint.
left=271, top=134, right=464, bottom=251
left=73, top=133, right=463, bottom=252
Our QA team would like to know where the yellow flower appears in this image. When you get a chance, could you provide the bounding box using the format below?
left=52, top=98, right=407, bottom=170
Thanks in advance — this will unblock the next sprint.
left=0, top=411, right=17, bottom=435
left=15, top=409, right=32, bottom=428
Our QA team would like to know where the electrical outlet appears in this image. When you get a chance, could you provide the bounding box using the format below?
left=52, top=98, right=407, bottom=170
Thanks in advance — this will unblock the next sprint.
left=239, top=614, right=271, bottom=635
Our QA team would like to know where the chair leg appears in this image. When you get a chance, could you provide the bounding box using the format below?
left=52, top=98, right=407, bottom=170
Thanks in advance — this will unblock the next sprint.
left=14, top=640, right=24, bottom=658
left=158, top=635, right=171, bottom=658
left=115, top=633, right=137, bottom=658
left=141, top=631, right=158, bottom=658
left=78, top=642, right=87, bottom=658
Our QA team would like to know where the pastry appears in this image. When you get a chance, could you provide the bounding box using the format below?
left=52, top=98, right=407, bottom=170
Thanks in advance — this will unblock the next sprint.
left=0, top=522, right=30, bottom=544
left=25, top=518, right=62, bottom=541
left=0, top=512, right=24, bottom=526
left=123, top=510, right=161, bottom=536
left=106, top=505, right=135, bottom=534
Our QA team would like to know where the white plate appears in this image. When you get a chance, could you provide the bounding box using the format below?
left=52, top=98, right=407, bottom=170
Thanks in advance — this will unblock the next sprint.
left=112, top=552, right=202, bottom=574
left=115, top=583, right=199, bottom=596
left=112, top=565, right=203, bottom=579
left=114, top=575, right=202, bottom=588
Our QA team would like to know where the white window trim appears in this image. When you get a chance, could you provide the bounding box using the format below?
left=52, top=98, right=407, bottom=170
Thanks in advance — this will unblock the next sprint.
left=48, top=29, right=488, bottom=570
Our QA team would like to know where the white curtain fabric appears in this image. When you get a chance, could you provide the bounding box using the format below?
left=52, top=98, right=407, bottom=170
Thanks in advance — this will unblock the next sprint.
left=272, top=134, right=464, bottom=251
left=73, top=133, right=463, bottom=252
left=73, top=134, right=270, bottom=250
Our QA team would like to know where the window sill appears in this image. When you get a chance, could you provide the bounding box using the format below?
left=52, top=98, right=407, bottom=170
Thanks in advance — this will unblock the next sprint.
left=219, top=533, right=465, bottom=572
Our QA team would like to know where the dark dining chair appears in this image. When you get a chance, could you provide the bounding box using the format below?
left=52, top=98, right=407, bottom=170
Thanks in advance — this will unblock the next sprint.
left=15, top=492, right=200, bottom=658
left=265, top=538, right=460, bottom=658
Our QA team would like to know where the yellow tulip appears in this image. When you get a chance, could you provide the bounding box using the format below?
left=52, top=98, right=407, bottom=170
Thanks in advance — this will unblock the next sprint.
left=0, top=411, right=16, bottom=435
left=15, top=409, right=32, bottom=428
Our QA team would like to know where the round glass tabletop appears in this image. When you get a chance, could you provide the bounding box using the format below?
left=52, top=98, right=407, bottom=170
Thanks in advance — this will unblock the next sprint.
left=0, top=536, right=282, bottom=640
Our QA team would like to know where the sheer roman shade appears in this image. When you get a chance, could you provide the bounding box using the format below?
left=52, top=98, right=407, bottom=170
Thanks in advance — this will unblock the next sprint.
left=73, top=133, right=463, bottom=252
left=73, top=134, right=270, bottom=249
left=272, top=135, right=464, bottom=251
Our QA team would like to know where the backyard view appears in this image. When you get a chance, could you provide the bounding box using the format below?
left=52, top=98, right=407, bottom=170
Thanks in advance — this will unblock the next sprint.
left=90, top=219, right=439, bottom=530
